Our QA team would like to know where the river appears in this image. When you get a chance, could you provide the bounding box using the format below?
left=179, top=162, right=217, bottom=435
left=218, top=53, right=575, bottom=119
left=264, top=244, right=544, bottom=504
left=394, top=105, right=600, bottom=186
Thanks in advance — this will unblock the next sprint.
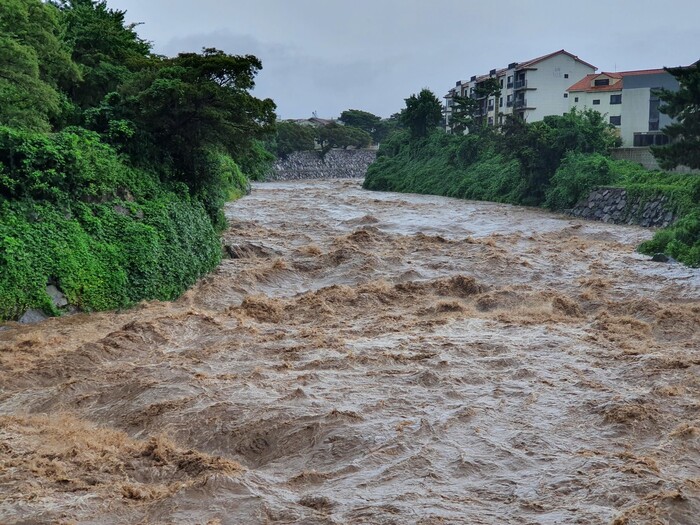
left=1, top=179, right=698, bottom=524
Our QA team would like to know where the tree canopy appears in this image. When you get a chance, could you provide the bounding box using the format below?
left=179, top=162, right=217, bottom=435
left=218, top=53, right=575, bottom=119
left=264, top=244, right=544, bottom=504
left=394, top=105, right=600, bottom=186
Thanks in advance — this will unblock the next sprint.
left=400, top=89, right=443, bottom=139
left=652, top=62, right=700, bottom=170
left=318, top=122, right=371, bottom=155
left=274, top=121, right=317, bottom=157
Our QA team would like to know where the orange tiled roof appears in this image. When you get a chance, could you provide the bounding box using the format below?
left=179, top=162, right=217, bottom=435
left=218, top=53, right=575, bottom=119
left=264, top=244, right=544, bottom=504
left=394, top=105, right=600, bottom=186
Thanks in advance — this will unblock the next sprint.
left=567, top=69, right=667, bottom=92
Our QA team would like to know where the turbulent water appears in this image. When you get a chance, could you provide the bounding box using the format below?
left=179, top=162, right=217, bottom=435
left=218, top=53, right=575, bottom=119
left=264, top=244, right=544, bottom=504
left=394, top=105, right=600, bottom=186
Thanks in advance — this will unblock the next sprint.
left=1, top=179, right=699, bottom=525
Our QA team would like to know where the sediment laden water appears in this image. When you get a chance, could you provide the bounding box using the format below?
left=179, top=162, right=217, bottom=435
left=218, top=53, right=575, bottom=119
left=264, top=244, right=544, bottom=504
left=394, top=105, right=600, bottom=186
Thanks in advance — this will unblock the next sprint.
left=1, top=179, right=698, bottom=524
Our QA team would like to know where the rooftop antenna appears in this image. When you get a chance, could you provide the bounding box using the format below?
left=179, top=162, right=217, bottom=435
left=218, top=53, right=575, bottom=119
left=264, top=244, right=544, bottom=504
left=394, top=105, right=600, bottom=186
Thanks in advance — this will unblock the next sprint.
left=312, top=110, right=318, bottom=118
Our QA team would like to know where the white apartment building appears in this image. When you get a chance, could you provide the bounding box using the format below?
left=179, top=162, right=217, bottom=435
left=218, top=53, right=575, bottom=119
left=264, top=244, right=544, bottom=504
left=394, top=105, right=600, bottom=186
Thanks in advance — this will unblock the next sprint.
left=445, top=50, right=596, bottom=132
left=567, top=69, right=679, bottom=147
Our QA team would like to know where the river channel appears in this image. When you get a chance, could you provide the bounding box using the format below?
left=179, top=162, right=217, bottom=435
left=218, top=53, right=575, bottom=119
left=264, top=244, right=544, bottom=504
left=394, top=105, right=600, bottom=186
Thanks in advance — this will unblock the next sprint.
left=1, top=179, right=698, bottom=524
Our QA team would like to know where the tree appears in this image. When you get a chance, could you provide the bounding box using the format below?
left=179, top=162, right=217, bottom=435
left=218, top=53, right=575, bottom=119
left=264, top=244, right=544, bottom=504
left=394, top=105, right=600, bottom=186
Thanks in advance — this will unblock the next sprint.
left=88, top=48, right=276, bottom=171
left=0, top=0, right=79, bottom=130
left=449, top=94, right=479, bottom=134
left=275, top=121, right=317, bottom=157
left=339, top=109, right=381, bottom=141
left=55, top=0, right=152, bottom=109
left=652, top=62, right=700, bottom=170
left=400, top=89, right=443, bottom=139
left=499, top=108, right=620, bottom=204
left=317, top=122, right=371, bottom=155
left=476, top=77, right=502, bottom=128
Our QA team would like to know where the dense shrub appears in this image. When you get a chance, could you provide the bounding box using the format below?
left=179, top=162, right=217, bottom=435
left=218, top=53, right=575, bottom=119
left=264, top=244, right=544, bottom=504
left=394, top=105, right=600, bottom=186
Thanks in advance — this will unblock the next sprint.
left=639, top=213, right=700, bottom=267
left=544, top=153, right=651, bottom=210
left=0, top=128, right=222, bottom=320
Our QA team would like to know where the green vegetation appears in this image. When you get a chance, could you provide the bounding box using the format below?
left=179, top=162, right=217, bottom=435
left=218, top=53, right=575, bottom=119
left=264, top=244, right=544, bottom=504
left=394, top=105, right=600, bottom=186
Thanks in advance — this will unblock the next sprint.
left=0, top=0, right=276, bottom=321
left=400, top=89, right=443, bottom=139
left=365, top=88, right=700, bottom=267
left=652, top=62, right=700, bottom=170
left=318, top=122, right=371, bottom=155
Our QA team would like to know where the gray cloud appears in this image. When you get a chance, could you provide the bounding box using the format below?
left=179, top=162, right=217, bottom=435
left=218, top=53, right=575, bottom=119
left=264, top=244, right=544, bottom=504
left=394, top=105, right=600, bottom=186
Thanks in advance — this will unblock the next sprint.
left=111, top=0, right=700, bottom=119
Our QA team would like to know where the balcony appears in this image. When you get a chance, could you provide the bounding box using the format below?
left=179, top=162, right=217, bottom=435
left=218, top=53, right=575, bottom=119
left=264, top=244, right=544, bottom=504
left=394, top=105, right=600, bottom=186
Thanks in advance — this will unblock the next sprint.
left=514, top=99, right=530, bottom=109
left=514, top=79, right=528, bottom=90
left=507, top=82, right=513, bottom=89
left=506, top=100, right=513, bottom=107
left=487, top=103, right=495, bottom=111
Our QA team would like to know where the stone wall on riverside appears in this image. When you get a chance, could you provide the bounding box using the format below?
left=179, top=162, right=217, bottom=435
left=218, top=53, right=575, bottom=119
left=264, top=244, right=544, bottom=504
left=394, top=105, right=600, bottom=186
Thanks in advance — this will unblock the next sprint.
left=569, top=187, right=677, bottom=228
left=266, top=149, right=377, bottom=181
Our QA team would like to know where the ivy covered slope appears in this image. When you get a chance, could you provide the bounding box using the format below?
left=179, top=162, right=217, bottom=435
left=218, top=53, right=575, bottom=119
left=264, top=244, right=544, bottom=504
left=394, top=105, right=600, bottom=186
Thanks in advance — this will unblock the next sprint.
left=364, top=87, right=700, bottom=267
left=0, top=0, right=276, bottom=321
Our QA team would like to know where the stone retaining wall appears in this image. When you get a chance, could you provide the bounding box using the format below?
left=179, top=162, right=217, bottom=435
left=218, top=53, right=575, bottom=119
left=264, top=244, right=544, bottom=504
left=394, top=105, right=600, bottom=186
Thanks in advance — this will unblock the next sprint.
left=266, top=149, right=377, bottom=181
left=569, top=187, right=676, bottom=228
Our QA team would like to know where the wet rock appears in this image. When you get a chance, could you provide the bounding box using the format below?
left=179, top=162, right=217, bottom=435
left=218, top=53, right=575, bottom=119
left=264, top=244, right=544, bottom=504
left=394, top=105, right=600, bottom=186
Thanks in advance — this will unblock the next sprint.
left=19, top=309, right=48, bottom=324
left=113, top=205, right=130, bottom=216
left=46, top=285, right=68, bottom=308
left=651, top=253, right=676, bottom=263
left=224, top=242, right=282, bottom=259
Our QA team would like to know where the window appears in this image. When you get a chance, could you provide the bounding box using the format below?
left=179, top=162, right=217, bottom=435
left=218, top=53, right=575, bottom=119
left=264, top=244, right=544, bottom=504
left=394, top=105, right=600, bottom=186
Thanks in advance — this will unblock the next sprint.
left=633, top=133, right=669, bottom=147
left=592, top=99, right=601, bottom=105
left=563, top=93, right=568, bottom=98
left=499, top=98, right=503, bottom=107
left=488, top=116, right=494, bottom=125
left=594, top=78, right=610, bottom=86
left=500, top=79, right=504, bottom=88
left=610, top=94, right=622, bottom=104
left=507, top=75, right=513, bottom=88
left=609, top=115, right=621, bottom=126
left=574, top=97, right=579, bottom=102
left=564, top=74, right=569, bottom=79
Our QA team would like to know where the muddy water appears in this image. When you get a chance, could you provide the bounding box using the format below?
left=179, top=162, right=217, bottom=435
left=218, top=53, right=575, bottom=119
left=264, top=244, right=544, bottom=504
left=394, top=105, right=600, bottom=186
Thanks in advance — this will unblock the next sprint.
left=1, top=179, right=699, bottom=525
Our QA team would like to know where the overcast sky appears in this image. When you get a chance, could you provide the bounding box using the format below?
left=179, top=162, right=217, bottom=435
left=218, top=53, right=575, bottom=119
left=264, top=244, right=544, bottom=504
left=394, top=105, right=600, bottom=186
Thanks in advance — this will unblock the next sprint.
left=110, top=0, right=699, bottom=120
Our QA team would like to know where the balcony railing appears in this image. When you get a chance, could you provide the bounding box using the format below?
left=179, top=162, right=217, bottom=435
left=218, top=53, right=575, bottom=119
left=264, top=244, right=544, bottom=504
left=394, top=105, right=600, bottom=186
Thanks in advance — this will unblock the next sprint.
left=506, top=100, right=513, bottom=107
left=514, top=79, right=527, bottom=89
left=506, top=82, right=513, bottom=89
left=514, top=99, right=528, bottom=109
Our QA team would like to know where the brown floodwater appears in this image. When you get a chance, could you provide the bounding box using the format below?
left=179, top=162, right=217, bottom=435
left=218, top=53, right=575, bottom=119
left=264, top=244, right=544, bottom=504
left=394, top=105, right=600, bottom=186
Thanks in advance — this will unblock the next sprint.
left=1, top=179, right=698, bottom=524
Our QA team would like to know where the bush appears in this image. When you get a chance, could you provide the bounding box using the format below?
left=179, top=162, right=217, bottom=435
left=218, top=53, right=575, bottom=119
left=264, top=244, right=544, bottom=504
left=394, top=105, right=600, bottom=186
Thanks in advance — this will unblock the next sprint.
left=639, top=212, right=700, bottom=267
left=544, top=153, right=651, bottom=210
left=0, top=128, right=222, bottom=321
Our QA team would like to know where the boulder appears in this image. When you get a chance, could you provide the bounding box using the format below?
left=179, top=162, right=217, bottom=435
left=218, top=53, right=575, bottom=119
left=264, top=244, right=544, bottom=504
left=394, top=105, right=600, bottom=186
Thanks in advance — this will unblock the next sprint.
left=19, top=309, right=48, bottom=324
left=46, top=285, right=68, bottom=308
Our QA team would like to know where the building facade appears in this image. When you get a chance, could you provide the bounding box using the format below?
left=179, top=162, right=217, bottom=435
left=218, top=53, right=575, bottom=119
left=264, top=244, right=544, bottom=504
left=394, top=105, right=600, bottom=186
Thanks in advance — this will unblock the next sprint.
left=445, top=50, right=596, bottom=132
left=567, top=69, right=679, bottom=147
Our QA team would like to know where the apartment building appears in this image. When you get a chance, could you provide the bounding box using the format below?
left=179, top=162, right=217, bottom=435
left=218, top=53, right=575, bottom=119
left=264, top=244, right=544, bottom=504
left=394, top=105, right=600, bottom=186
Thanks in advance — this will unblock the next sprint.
left=445, top=50, right=596, bottom=132
left=567, top=69, right=679, bottom=147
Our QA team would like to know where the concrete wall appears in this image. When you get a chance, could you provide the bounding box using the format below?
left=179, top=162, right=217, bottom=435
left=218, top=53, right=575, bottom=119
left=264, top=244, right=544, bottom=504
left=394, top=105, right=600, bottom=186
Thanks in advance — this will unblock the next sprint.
left=266, top=149, right=377, bottom=181
left=523, top=54, right=596, bottom=122
left=620, top=87, right=652, bottom=146
left=610, top=148, right=699, bottom=173
left=611, top=147, right=661, bottom=170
